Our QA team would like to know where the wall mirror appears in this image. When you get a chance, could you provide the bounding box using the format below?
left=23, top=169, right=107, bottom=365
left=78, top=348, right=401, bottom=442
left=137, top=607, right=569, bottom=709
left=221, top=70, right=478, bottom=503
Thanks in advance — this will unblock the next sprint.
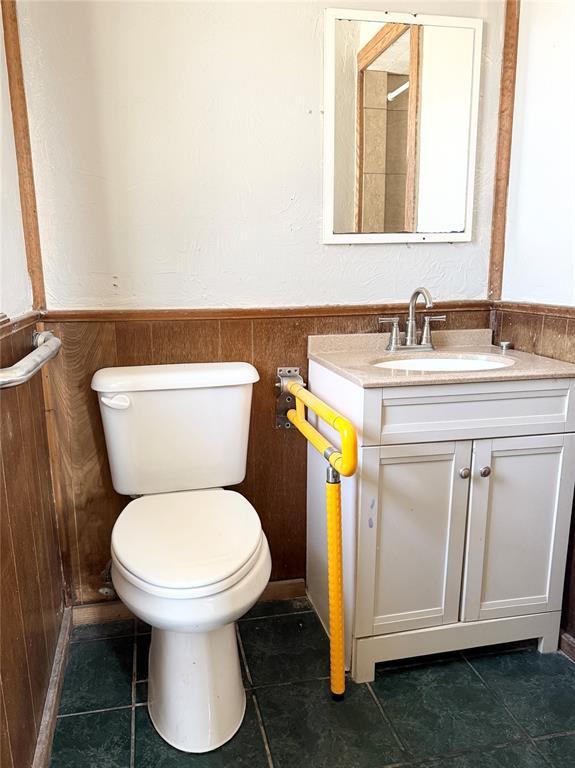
left=323, top=9, right=483, bottom=244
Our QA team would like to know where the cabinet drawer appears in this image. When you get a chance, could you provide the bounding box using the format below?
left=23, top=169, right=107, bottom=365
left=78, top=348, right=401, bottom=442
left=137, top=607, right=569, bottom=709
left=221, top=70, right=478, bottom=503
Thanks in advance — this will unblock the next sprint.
left=378, top=379, right=575, bottom=445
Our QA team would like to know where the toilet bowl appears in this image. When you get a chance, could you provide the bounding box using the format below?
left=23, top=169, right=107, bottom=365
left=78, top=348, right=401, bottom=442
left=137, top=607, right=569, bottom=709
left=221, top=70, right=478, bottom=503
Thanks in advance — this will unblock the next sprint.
left=111, top=490, right=271, bottom=752
left=91, top=362, right=270, bottom=752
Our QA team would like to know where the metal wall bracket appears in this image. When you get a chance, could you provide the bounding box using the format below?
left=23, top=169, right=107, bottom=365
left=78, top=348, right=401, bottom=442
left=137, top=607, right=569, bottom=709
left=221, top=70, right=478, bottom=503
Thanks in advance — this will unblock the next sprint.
left=275, top=367, right=304, bottom=428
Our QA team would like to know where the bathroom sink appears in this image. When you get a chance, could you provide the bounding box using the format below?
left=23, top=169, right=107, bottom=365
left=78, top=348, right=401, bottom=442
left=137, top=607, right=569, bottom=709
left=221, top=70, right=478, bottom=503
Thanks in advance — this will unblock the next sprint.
left=373, top=354, right=515, bottom=372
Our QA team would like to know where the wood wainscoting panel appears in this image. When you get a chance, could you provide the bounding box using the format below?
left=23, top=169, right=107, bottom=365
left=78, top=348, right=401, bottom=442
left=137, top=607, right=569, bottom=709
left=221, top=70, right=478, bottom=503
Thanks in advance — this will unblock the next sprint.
left=38, top=322, right=77, bottom=605
left=1, top=460, right=37, bottom=768
left=42, top=303, right=491, bottom=604
left=1, top=341, right=50, bottom=721
left=251, top=316, right=319, bottom=579
left=10, top=331, right=62, bottom=654
left=0, top=324, right=64, bottom=768
left=538, top=316, right=569, bottom=361
left=498, top=311, right=543, bottom=354
left=115, top=321, right=154, bottom=366
left=0, top=681, right=15, bottom=768
left=63, top=323, right=124, bottom=604
left=150, top=320, right=220, bottom=364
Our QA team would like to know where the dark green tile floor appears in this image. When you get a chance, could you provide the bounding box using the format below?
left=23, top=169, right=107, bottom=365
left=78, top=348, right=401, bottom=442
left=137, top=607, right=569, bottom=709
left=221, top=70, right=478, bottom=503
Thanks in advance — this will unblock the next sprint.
left=51, top=599, right=575, bottom=767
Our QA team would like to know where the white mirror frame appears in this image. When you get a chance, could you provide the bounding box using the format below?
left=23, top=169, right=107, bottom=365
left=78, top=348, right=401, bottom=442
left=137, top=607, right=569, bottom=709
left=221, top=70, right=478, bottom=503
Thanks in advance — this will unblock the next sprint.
left=323, top=8, right=483, bottom=245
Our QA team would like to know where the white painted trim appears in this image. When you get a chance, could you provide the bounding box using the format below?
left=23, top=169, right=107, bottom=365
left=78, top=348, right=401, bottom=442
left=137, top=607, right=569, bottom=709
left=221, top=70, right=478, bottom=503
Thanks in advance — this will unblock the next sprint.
left=354, top=446, right=380, bottom=639
left=546, top=434, right=575, bottom=611
left=352, top=611, right=562, bottom=683
left=322, top=8, right=483, bottom=244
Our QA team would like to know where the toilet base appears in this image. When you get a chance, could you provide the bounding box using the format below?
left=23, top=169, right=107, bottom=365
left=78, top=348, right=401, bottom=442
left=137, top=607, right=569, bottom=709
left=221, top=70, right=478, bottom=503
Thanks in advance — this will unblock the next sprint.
left=148, top=623, right=246, bottom=753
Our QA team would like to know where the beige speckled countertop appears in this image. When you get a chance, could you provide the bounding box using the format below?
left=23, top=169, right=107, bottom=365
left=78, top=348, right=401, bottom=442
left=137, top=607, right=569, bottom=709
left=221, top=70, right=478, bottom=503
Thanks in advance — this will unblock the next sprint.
left=308, top=330, right=575, bottom=388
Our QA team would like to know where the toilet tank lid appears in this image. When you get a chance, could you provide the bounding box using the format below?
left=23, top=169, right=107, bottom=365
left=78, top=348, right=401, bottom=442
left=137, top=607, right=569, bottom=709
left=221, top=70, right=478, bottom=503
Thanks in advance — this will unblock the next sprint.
left=91, top=362, right=259, bottom=393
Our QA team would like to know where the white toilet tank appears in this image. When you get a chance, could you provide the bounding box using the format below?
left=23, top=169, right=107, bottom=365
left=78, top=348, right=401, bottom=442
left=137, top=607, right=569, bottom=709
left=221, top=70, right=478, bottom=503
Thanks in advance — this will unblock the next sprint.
left=91, top=362, right=259, bottom=496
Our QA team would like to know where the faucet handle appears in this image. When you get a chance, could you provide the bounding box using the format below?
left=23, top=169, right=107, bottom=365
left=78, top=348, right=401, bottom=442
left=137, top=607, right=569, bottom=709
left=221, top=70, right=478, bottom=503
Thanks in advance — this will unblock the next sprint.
left=378, top=316, right=401, bottom=352
left=421, top=314, right=446, bottom=346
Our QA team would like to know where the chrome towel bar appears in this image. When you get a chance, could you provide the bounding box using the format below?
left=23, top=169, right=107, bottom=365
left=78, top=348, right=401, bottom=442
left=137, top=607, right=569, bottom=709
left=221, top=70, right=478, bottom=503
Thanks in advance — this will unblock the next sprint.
left=0, top=330, right=61, bottom=389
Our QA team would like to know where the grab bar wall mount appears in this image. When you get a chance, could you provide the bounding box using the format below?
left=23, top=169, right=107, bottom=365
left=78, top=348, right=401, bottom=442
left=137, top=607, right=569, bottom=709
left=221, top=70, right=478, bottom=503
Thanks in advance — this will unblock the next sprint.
left=0, top=330, right=62, bottom=389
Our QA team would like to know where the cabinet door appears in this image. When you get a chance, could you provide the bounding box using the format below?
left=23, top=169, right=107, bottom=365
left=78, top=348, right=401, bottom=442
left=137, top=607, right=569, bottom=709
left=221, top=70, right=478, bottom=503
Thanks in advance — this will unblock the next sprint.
left=359, top=441, right=472, bottom=636
left=461, top=434, right=575, bottom=622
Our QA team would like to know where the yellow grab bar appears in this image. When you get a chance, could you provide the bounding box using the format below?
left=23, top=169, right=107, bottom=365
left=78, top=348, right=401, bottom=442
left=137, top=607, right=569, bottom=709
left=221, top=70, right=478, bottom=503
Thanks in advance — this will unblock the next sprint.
left=286, top=383, right=357, bottom=477
left=284, top=381, right=357, bottom=700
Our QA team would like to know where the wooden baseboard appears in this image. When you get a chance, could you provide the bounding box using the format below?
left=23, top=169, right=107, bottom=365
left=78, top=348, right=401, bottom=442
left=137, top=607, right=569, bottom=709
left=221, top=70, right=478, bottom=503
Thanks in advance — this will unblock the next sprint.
left=72, top=600, right=134, bottom=625
left=32, top=608, right=72, bottom=768
left=560, top=630, right=575, bottom=662
left=260, top=578, right=306, bottom=601
left=72, top=579, right=307, bottom=626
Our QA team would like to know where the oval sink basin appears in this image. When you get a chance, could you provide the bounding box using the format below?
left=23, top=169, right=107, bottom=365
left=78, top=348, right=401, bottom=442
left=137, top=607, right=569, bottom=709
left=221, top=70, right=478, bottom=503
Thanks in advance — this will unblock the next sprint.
left=373, top=354, right=515, bottom=372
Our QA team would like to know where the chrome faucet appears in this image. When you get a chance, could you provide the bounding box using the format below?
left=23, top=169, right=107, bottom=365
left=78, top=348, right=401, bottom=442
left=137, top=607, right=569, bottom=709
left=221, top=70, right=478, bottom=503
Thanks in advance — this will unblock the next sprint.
left=405, top=287, right=434, bottom=346
left=378, top=287, right=446, bottom=351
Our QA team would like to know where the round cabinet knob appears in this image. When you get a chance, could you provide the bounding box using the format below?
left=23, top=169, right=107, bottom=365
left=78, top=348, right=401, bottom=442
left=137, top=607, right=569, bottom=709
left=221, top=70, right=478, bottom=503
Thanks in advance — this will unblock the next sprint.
left=479, top=466, right=492, bottom=478
left=459, top=467, right=470, bottom=479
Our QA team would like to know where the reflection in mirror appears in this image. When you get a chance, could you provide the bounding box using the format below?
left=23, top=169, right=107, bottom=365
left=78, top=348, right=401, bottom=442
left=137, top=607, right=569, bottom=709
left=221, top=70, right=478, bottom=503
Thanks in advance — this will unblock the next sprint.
left=328, top=11, right=482, bottom=242
left=355, top=23, right=416, bottom=234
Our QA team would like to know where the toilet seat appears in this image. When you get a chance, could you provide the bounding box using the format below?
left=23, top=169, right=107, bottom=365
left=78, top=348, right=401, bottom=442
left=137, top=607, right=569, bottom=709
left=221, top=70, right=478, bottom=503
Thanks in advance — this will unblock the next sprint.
left=111, top=488, right=263, bottom=598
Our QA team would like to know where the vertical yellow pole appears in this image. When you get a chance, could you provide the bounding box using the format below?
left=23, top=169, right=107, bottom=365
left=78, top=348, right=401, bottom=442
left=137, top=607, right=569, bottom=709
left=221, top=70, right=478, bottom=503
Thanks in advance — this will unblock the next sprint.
left=326, top=466, right=345, bottom=700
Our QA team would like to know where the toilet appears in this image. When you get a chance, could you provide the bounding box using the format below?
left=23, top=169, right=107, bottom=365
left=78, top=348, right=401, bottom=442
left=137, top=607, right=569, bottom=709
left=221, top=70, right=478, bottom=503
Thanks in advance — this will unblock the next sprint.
left=91, top=362, right=271, bottom=753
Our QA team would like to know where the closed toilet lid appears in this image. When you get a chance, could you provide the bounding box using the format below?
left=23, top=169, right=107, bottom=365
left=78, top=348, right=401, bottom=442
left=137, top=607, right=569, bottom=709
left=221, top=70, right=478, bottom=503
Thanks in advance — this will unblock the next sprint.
left=111, top=489, right=262, bottom=590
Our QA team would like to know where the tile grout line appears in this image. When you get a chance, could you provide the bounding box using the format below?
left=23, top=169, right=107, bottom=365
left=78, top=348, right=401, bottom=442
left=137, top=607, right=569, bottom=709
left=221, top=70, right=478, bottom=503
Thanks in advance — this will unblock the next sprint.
left=236, top=624, right=254, bottom=686
left=130, top=638, right=137, bottom=768
left=533, top=729, right=575, bottom=742
left=70, top=632, right=140, bottom=644
left=461, top=653, right=556, bottom=768
left=365, top=682, right=410, bottom=756
left=249, top=675, right=332, bottom=691
left=252, top=692, right=276, bottom=768
left=374, top=644, right=535, bottom=676
left=239, top=609, right=314, bottom=623
left=57, top=704, right=134, bottom=719
left=135, top=673, right=335, bottom=692
left=383, top=738, right=547, bottom=768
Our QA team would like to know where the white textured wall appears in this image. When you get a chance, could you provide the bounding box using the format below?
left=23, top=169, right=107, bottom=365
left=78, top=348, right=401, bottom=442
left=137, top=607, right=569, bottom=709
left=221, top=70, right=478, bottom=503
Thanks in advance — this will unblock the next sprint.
left=502, top=0, right=575, bottom=306
left=1, top=30, right=32, bottom=319
left=19, top=1, right=505, bottom=310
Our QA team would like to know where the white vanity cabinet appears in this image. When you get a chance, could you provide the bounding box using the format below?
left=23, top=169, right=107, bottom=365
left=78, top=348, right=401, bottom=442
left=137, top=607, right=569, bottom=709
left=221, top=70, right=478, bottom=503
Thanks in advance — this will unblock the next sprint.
left=305, top=360, right=575, bottom=683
